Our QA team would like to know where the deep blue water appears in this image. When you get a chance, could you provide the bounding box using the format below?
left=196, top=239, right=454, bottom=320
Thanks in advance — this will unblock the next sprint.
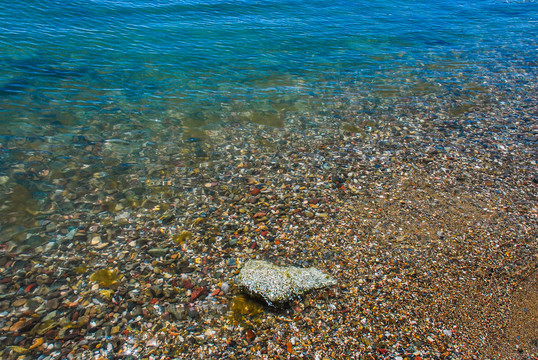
left=1, top=0, right=536, bottom=136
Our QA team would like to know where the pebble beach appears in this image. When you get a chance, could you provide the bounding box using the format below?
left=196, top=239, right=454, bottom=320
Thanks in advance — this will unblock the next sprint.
left=1, top=1, right=537, bottom=359
left=1, top=73, right=536, bottom=359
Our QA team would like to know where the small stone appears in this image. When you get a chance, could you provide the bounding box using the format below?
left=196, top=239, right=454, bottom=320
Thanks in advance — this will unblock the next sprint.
left=190, top=287, right=207, bottom=302
left=13, top=298, right=27, bottom=307
left=42, top=310, right=57, bottom=323
left=29, top=337, right=44, bottom=350
left=160, top=214, right=174, bottom=224
left=9, top=319, right=33, bottom=332
left=148, top=248, right=168, bottom=257
left=95, top=242, right=108, bottom=250
left=45, top=222, right=56, bottom=232
left=186, top=307, right=199, bottom=318
left=167, top=304, right=185, bottom=321
left=90, top=234, right=101, bottom=246
left=26, top=298, right=42, bottom=310
left=183, top=279, right=194, bottom=289
left=245, top=329, right=256, bottom=341
left=150, top=285, right=162, bottom=298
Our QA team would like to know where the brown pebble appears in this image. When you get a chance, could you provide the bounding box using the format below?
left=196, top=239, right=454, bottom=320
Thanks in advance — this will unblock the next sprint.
left=9, top=319, right=30, bottom=332
left=247, top=196, right=258, bottom=204
left=183, top=279, right=194, bottom=289
left=12, top=298, right=27, bottom=307
left=186, top=307, right=199, bottom=318
left=190, top=287, right=207, bottom=302
left=245, top=329, right=256, bottom=341
left=47, top=298, right=59, bottom=311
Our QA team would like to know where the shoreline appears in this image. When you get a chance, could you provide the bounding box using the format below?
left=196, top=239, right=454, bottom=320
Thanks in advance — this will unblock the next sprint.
left=0, top=94, right=537, bottom=359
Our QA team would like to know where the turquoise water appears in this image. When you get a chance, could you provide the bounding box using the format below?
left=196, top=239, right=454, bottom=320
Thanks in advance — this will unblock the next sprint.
left=0, top=1, right=536, bottom=243
left=1, top=0, right=536, bottom=134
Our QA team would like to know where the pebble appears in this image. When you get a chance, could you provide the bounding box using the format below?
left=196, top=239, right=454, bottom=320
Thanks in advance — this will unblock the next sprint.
left=12, top=299, right=27, bottom=307
left=167, top=304, right=185, bottom=321
left=186, top=307, right=199, bottom=318
left=45, top=222, right=56, bottom=232
left=150, top=285, right=162, bottom=297
left=90, top=234, right=101, bottom=246
left=148, top=248, right=168, bottom=257
left=221, top=282, right=230, bottom=294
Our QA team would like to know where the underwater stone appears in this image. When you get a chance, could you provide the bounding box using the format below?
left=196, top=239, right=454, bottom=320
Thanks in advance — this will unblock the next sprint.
left=148, top=247, right=168, bottom=257
left=237, top=260, right=336, bottom=305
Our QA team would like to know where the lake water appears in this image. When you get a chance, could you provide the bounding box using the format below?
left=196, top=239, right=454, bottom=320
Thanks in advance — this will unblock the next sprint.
left=1, top=0, right=536, bottom=132
left=0, top=0, right=536, bottom=246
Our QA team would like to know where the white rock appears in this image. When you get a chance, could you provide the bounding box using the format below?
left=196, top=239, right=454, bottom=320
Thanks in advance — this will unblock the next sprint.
left=237, top=260, right=336, bottom=305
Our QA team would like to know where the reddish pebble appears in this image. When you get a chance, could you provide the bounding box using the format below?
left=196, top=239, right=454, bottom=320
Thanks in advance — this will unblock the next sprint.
left=245, top=329, right=256, bottom=341
left=190, top=287, right=207, bottom=302
left=251, top=188, right=261, bottom=196
left=183, top=279, right=194, bottom=289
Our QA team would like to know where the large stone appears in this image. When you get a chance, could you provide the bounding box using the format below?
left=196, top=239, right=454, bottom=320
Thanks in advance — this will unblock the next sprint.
left=237, top=260, right=336, bottom=306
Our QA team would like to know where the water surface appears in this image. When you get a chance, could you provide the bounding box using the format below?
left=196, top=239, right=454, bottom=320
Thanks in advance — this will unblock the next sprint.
left=0, top=0, right=536, bottom=245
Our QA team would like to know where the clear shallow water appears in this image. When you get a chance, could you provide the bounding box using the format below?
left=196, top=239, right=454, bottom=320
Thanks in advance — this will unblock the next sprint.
left=1, top=0, right=536, bottom=133
left=0, top=1, right=536, bottom=244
